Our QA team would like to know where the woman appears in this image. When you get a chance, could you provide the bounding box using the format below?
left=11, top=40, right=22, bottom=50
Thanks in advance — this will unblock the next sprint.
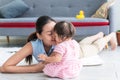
left=0, top=16, right=56, bottom=73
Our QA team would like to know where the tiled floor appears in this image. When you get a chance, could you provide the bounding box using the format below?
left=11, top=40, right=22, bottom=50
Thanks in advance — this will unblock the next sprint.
left=0, top=36, right=120, bottom=80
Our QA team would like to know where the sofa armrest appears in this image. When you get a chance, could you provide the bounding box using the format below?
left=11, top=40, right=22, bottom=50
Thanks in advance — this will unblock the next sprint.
left=109, top=0, right=120, bottom=32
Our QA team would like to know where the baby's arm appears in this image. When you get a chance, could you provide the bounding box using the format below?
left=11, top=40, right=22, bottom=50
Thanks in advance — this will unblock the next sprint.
left=38, top=52, right=62, bottom=63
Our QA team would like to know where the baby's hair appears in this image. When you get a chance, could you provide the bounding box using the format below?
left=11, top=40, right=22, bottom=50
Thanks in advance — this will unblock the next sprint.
left=54, top=21, right=75, bottom=40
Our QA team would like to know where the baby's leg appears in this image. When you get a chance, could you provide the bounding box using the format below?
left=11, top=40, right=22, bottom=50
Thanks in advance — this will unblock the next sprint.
left=93, top=32, right=117, bottom=51
left=79, top=32, right=104, bottom=44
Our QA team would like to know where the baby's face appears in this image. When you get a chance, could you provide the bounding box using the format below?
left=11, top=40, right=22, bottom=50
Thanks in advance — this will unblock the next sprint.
left=53, top=32, right=62, bottom=45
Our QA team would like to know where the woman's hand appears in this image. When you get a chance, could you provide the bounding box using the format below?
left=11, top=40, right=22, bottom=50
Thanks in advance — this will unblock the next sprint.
left=38, top=54, right=47, bottom=61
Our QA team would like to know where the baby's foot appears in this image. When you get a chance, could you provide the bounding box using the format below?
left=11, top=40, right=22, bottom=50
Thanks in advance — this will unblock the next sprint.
left=110, top=32, right=118, bottom=50
left=97, top=32, right=104, bottom=39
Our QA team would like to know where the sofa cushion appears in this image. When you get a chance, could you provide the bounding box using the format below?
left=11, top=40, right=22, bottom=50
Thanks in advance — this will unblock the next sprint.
left=0, top=17, right=37, bottom=28
left=54, top=17, right=109, bottom=26
left=0, top=17, right=109, bottom=28
left=0, top=0, right=29, bottom=18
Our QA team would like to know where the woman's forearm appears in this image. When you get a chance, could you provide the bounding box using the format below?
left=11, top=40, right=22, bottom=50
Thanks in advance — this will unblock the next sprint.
left=0, top=63, right=45, bottom=73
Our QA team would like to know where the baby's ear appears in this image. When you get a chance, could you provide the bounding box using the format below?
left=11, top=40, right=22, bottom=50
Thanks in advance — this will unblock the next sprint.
left=36, top=33, right=42, bottom=40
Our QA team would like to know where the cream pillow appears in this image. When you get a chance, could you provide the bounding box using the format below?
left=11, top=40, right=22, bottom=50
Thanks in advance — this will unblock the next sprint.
left=91, top=0, right=115, bottom=19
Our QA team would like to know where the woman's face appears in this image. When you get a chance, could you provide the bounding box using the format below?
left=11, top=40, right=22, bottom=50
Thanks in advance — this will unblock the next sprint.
left=38, top=21, right=56, bottom=46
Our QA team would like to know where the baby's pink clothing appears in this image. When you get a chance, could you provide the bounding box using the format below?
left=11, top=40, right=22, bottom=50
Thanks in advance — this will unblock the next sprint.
left=43, top=39, right=82, bottom=79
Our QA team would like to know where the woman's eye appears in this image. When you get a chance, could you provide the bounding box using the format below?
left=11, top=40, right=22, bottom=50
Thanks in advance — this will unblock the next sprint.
left=48, top=33, right=52, bottom=36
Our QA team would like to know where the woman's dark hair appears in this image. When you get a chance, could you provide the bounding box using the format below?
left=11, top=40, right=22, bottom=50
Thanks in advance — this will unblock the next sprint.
left=54, top=21, right=75, bottom=40
left=25, top=16, right=56, bottom=64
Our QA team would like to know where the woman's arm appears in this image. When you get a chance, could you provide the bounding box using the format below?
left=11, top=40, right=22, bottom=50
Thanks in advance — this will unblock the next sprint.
left=0, top=42, right=44, bottom=73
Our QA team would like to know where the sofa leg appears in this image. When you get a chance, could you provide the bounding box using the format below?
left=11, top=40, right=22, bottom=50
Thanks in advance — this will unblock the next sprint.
left=6, top=36, right=10, bottom=43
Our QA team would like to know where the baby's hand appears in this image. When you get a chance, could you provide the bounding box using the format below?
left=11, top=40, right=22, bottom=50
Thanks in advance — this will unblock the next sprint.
left=38, top=54, right=47, bottom=61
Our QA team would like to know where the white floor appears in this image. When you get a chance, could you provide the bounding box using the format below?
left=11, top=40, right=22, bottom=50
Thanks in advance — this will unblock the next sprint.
left=0, top=36, right=120, bottom=80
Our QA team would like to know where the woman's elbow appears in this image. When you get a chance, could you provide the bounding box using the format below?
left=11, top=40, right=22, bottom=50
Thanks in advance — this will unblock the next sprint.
left=0, top=65, right=9, bottom=73
left=0, top=66, right=6, bottom=73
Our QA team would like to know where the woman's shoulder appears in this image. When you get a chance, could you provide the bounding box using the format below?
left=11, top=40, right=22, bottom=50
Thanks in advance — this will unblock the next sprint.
left=31, top=39, right=42, bottom=46
left=30, top=39, right=44, bottom=49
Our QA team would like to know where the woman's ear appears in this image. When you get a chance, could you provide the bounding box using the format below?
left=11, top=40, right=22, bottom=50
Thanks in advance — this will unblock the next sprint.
left=36, top=33, right=42, bottom=40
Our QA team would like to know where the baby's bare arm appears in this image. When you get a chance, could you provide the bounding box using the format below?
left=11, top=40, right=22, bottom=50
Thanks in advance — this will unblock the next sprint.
left=38, top=52, right=62, bottom=63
